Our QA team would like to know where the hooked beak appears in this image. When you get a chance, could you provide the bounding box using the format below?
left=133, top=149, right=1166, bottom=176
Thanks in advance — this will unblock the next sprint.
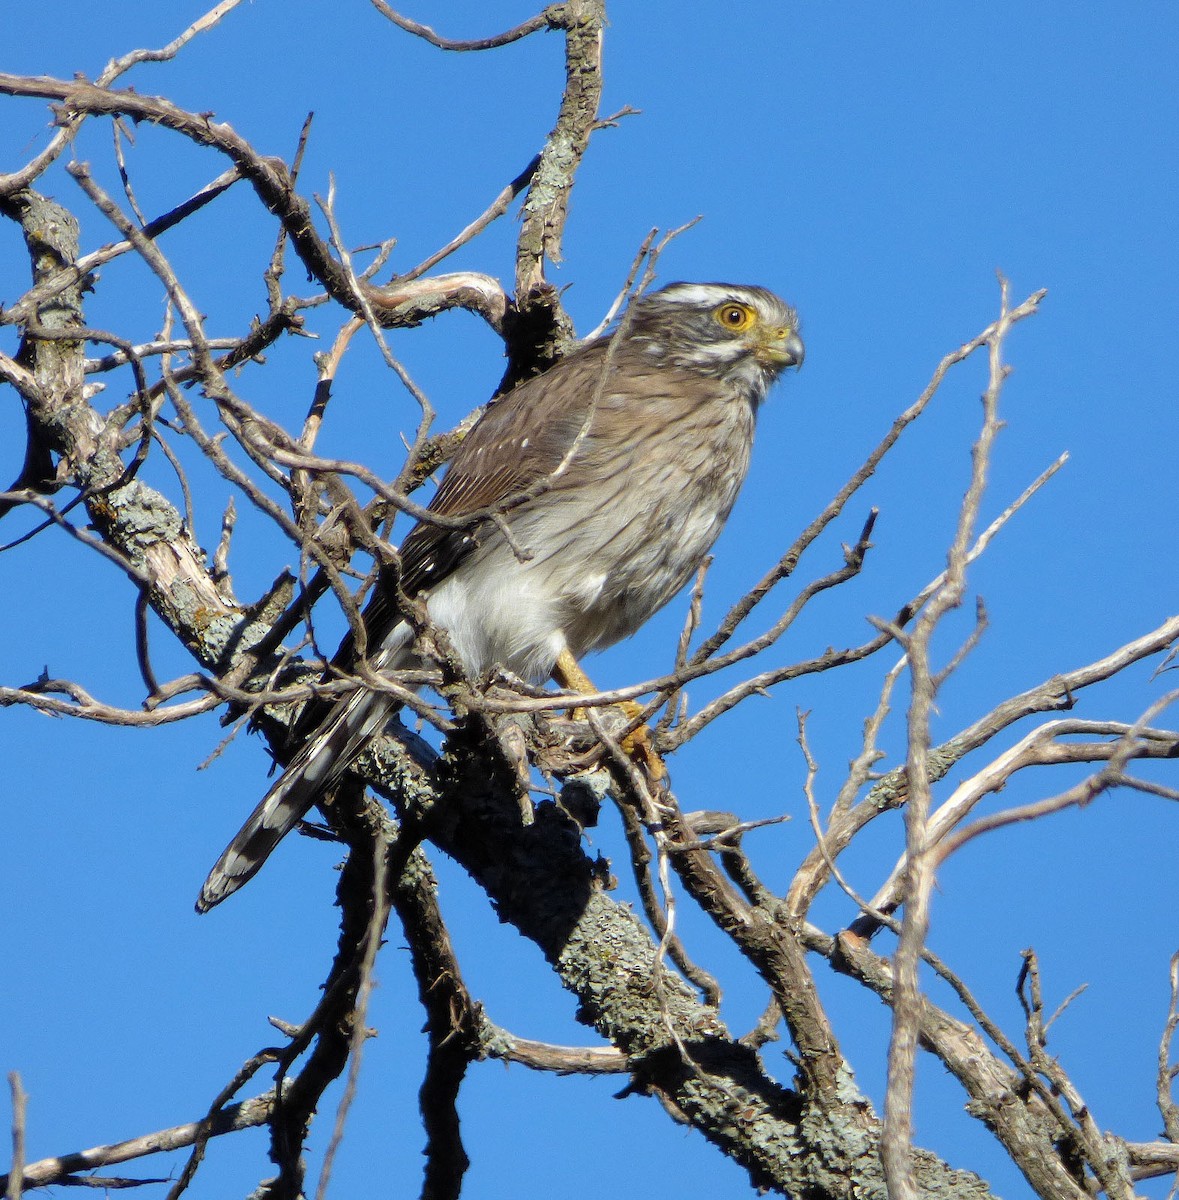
left=754, top=325, right=805, bottom=370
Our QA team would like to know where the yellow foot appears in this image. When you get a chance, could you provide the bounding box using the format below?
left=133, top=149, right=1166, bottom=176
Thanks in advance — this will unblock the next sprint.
left=619, top=710, right=667, bottom=782
left=553, top=649, right=667, bottom=781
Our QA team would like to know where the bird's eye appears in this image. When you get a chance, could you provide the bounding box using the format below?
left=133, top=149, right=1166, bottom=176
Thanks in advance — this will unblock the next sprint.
left=714, top=302, right=756, bottom=332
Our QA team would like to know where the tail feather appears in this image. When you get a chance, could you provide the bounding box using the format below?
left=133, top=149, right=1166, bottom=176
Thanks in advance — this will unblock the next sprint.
left=196, top=686, right=395, bottom=912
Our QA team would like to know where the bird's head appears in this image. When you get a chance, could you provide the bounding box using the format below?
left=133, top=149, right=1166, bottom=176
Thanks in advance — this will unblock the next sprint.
left=625, top=281, right=804, bottom=395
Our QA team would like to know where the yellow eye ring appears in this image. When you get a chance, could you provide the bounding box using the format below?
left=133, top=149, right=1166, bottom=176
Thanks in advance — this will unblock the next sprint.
left=714, top=301, right=756, bottom=332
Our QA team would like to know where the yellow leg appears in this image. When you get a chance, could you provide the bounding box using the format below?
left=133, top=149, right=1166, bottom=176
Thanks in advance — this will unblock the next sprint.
left=553, top=649, right=667, bottom=780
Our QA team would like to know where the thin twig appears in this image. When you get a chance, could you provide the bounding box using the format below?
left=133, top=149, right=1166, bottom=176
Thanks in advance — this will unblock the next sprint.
left=314, top=842, right=390, bottom=1200
left=0, top=0, right=245, bottom=196
left=369, top=2, right=559, bottom=51
left=689, top=288, right=1048, bottom=670
left=0, top=1090, right=284, bottom=1193
left=882, top=275, right=1017, bottom=1200
left=398, top=155, right=541, bottom=283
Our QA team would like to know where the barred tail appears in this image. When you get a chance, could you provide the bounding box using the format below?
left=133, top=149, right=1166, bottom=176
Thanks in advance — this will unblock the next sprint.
left=196, top=685, right=396, bottom=912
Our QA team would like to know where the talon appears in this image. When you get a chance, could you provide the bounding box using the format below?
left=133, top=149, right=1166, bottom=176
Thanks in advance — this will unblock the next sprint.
left=620, top=720, right=667, bottom=781
left=554, top=649, right=667, bottom=781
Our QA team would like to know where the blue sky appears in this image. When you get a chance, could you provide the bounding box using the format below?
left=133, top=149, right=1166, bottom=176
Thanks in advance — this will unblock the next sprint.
left=3, top=4, right=1177, bottom=1198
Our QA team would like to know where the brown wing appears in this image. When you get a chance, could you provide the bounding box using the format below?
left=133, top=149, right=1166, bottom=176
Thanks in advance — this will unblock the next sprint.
left=397, top=336, right=614, bottom=597
left=302, top=335, right=618, bottom=708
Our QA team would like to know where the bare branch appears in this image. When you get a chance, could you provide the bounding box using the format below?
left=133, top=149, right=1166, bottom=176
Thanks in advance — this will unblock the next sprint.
left=1159, top=952, right=1179, bottom=1146
left=689, top=287, right=1048, bottom=669
left=515, top=0, right=604, bottom=292
left=884, top=275, right=1017, bottom=1200
left=314, top=843, right=390, bottom=1200
left=0, top=73, right=505, bottom=334
left=931, top=728, right=1179, bottom=867
left=398, top=155, right=541, bottom=283
left=369, top=3, right=561, bottom=52
left=0, top=1090, right=284, bottom=1193
left=478, top=1021, right=628, bottom=1074
left=0, top=0, right=245, bottom=196
left=865, top=708, right=1179, bottom=918
left=5, top=1073, right=26, bottom=1200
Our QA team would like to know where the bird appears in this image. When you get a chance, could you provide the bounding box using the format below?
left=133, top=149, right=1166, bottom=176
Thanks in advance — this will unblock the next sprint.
left=197, top=281, right=803, bottom=912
